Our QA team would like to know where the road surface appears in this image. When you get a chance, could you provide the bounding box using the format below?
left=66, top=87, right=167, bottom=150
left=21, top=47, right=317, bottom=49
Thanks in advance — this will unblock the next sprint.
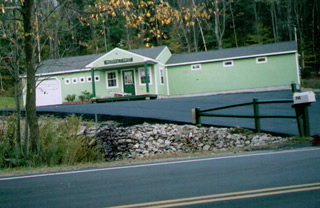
left=1, top=148, right=320, bottom=208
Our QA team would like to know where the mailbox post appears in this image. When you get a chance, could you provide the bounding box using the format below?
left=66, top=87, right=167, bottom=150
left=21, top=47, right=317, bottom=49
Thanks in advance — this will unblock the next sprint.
left=292, top=91, right=316, bottom=137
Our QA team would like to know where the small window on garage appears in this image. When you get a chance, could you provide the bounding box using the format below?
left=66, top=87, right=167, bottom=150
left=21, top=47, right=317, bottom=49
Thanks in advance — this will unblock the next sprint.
left=256, top=57, right=268, bottom=64
left=87, top=76, right=92, bottom=82
left=64, top=78, right=71, bottom=85
left=159, top=68, right=164, bottom=85
left=223, top=60, right=234, bottom=67
left=79, top=77, right=85, bottom=83
left=95, top=75, right=100, bottom=82
left=191, top=64, right=201, bottom=71
left=72, top=77, right=78, bottom=84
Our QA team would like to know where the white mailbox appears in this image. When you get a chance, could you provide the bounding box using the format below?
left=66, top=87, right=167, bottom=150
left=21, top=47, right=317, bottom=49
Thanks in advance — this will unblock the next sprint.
left=293, top=91, right=316, bottom=104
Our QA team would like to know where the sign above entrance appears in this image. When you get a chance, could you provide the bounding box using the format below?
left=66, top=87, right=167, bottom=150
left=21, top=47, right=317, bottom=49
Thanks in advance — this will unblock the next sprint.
left=104, top=58, right=133, bottom=65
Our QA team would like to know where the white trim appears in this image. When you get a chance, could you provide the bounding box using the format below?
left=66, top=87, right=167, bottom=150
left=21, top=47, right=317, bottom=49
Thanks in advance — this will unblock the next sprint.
left=155, top=46, right=171, bottom=60
left=94, top=75, right=100, bottom=82
left=86, top=76, right=92, bottom=83
left=105, top=70, right=119, bottom=89
left=120, top=68, right=136, bottom=95
left=191, top=64, right=202, bottom=71
left=256, top=57, right=268, bottom=64
left=295, top=53, right=301, bottom=85
left=72, top=77, right=78, bottom=84
left=165, top=67, right=170, bottom=96
left=154, top=66, right=158, bottom=94
left=165, top=51, right=296, bottom=67
left=64, top=78, right=71, bottom=85
left=79, top=77, right=86, bottom=83
left=159, top=68, right=165, bottom=85
left=34, top=68, right=91, bottom=77
left=223, top=60, right=234, bottom=67
left=86, top=48, right=159, bottom=68
left=138, top=67, right=153, bottom=86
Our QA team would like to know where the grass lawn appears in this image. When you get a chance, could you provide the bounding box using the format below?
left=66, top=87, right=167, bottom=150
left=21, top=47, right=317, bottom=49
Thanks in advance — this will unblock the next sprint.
left=0, top=96, right=17, bottom=109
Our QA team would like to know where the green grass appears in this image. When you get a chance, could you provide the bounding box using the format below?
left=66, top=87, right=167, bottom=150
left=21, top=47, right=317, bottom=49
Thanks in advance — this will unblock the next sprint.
left=0, top=96, right=16, bottom=109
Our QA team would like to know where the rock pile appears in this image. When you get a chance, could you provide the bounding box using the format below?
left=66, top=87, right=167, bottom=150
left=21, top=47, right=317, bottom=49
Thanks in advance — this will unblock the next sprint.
left=80, top=123, right=289, bottom=160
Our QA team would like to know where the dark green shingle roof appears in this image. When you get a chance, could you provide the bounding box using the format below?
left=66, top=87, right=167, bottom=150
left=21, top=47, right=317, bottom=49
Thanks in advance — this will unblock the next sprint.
left=166, top=41, right=297, bottom=65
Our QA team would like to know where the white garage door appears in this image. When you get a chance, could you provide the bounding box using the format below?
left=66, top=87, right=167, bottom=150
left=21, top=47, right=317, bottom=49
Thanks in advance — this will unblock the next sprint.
left=36, top=78, right=62, bottom=106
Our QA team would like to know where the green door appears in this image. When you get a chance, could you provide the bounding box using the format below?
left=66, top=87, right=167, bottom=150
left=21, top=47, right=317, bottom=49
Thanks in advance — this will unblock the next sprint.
left=123, top=70, right=135, bottom=95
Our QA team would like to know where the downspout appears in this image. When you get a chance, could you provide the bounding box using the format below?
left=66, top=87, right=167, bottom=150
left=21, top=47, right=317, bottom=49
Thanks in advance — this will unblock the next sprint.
left=144, top=62, right=150, bottom=94
left=91, top=68, right=96, bottom=97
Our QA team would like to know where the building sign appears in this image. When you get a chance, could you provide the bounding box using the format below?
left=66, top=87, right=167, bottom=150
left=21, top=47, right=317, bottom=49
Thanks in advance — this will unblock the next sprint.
left=104, top=58, right=133, bottom=65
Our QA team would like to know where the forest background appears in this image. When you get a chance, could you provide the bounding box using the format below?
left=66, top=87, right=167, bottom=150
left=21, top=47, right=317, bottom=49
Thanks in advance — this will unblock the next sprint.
left=0, top=0, right=319, bottom=96
left=0, top=0, right=319, bottom=168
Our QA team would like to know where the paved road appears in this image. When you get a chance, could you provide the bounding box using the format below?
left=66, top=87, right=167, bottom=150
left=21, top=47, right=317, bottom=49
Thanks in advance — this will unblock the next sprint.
left=1, top=148, right=320, bottom=208
left=37, top=90, right=320, bottom=136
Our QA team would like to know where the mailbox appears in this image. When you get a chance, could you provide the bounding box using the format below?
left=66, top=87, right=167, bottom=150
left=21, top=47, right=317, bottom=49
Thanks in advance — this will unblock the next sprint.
left=293, top=91, right=316, bottom=105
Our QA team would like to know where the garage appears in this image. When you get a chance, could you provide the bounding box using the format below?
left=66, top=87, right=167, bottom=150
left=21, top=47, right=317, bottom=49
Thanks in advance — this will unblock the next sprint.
left=36, top=78, right=62, bottom=106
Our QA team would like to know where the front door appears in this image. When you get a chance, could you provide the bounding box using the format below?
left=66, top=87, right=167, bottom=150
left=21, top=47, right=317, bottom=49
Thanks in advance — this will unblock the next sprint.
left=123, top=70, right=135, bottom=95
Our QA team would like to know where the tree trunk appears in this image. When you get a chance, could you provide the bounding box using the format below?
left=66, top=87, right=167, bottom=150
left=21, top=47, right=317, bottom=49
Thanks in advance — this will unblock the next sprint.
left=12, top=7, right=22, bottom=154
left=22, top=0, right=40, bottom=154
left=229, top=1, right=238, bottom=47
left=214, top=0, right=226, bottom=49
left=253, top=0, right=261, bottom=44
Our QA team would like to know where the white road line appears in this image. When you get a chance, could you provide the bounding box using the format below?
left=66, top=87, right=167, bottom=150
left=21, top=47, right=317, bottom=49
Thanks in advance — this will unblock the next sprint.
left=0, top=147, right=318, bottom=181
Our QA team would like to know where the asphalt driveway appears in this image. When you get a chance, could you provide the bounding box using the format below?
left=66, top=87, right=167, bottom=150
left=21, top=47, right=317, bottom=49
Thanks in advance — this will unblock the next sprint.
left=36, top=90, right=320, bottom=136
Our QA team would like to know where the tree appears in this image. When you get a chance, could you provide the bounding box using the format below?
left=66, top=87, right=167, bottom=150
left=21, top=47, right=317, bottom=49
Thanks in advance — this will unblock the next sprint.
left=21, top=0, right=40, bottom=154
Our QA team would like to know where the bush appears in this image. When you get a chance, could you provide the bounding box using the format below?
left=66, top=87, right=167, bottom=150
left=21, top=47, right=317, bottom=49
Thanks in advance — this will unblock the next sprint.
left=78, top=90, right=92, bottom=101
left=0, top=114, right=102, bottom=168
left=65, top=94, right=76, bottom=102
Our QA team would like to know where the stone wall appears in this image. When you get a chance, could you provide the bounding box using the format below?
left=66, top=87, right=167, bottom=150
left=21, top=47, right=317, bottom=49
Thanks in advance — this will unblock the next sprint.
left=80, top=123, right=290, bottom=160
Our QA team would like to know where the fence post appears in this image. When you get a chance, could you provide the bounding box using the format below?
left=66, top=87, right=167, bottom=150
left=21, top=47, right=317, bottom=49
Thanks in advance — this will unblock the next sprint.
left=253, top=98, right=261, bottom=133
left=192, top=108, right=201, bottom=127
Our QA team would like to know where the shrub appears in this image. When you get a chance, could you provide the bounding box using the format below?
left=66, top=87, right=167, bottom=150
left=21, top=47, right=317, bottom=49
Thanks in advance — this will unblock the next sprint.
left=0, top=114, right=101, bottom=168
left=78, top=90, right=92, bottom=101
left=65, top=94, right=76, bottom=102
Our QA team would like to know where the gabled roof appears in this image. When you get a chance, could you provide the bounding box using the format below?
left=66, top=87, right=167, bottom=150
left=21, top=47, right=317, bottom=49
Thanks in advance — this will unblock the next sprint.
left=166, top=41, right=297, bottom=66
left=36, top=46, right=167, bottom=75
left=131, top=45, right=167, bottom=60
left=36, top=53, right=104, bottom=75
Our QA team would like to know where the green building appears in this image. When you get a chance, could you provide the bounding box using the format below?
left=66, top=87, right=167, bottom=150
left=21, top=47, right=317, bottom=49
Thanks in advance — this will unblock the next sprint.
left=25, top=41, right=299, bottom=106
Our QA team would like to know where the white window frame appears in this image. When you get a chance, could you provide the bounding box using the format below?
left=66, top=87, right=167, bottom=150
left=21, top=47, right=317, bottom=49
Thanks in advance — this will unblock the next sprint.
left=159, top=68, right=164, bottom=85
left=79, top=77, right=85, bottom=84
left=94, top=75, right=100, bottom=82
left=64, top=78, right=71, bottom=85
left=72, top=77, right=78, bottom=84
left=223, top=60, right=234, bottom=67
left=256, top=57, right=268, bottom=64
left=86, top=76, right=92, bottom=83
left=106, top=71, right=118, bottom=89
left=138, top=68, right=152, bottom=86
left=191, top=64, right=202, bottom=71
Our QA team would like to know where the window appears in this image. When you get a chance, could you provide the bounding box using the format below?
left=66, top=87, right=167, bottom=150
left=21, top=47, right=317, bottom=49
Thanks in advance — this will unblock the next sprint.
left=159, top=68, right=164, bottom=85
left=191, top=64, right=201, bottom=71
left=72, top=77, right=78, bottom=84
left=256, top=57, right=267, bottom=64
left=64, top=78, right=71, bottom=85
left=223, top=60, right=234, bottom=67
left=79, top=77, right=85, bottom=83
left=106, top=71, right=118, bottom=88
left=86, top=76, right=92, bottom=82
left=94, top=75, right=100, bottom=82
left=139, top=68, right=152, bottom=85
